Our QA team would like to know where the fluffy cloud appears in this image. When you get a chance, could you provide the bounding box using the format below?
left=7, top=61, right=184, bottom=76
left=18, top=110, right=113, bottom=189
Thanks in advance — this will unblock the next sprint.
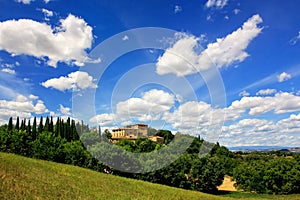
left=162, top=92, right=300, bottom=135
left=41, top=71, right=97, bottom=91
left=90, top=89, right=175, bottom=125
left=256, top=89, right=277, bottom=96
left=156, top=34, right=199, bottom=76
left=89, top=113, right=116, bottom=126
left=1, top=68, right=15, bottom=74
left=229, top=92, right=300, bottom=116
left=29, top=94, right=38, bottom=100
left=156, top=15, right=263, bottom=76
left=16, top=0, right=33, bottom=4
left=0, top=94, right=49, bottom=124
left=277, top=72, right=291, bottom=82
left=116, top=89, right=175, bottom=120
left=0, top=14, right=93, bottom=67
left=198, top=14, right=263, bottom=69
left=59, top=104, right=71, bottom=116
left=205, top=0, right=228, bottom=9
left=162, top=101, right=213, bottom=131
left=41, top=8, right=53, bottom=18
left=221, top=114, right=300, bottom=147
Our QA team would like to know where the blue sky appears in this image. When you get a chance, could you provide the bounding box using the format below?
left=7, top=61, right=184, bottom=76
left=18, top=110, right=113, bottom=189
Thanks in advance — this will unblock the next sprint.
left=1, top=0, right=300, bottom=147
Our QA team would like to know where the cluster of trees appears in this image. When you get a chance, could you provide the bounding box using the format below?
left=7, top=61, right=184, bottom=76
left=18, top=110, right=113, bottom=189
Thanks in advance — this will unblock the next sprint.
left=6, top=116, right=79, bottom=142
left=1, top=116, right=300, bottom=194
left=232, top=152, right=300, bottom=194
left=0, top=116, right=104, bottom=170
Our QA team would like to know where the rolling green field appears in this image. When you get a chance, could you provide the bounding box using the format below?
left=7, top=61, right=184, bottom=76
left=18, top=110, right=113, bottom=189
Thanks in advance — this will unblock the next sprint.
left=0, top=152, right=224, bottom=200
left=0, top=152, right=299, bottom=200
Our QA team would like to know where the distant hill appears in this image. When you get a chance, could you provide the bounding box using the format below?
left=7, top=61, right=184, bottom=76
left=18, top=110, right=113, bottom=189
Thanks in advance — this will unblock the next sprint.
left=0, top=152, right=224, bottom=200
left=228, top=146, right=300, bottom=153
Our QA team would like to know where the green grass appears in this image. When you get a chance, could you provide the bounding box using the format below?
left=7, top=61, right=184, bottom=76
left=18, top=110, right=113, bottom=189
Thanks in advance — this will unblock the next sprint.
left=0, top=152, right=224, bottom=200
left=1, top=152, right=300, bottom=200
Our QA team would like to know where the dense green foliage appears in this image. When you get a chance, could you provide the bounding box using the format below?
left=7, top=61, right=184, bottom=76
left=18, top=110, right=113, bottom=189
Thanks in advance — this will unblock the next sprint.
left=233, top=156, right=300, bottom=194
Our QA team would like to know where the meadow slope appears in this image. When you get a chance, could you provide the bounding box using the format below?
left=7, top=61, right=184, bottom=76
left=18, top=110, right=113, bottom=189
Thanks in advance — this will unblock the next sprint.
left=1, top=152, right=300, bottom=200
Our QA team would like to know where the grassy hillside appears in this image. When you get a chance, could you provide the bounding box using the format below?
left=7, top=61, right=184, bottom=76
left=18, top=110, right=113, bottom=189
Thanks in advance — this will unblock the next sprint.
left=1, top=152, right=300, bottom=200
left=0, top=152, right=224, bottom=200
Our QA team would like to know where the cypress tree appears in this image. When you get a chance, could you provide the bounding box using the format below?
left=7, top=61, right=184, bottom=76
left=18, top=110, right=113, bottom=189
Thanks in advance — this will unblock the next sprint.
left=66, top=117, right=71, bottom=141
left=8, top=117, right=13, bottom=133
left=21, top=118, right=26, bottom=131
left=49, top=116, right=54, bottom=133
left=44, top=116, right=50, bottom=132
left=38, top=116, right=43, bottom=133
left=60, top=119, right=64, bottom=138
left=15, top=116, right=20, bottom=131
left=71, top=119, right=78, bottom=141
left=54, top=117, right=60, bottom=137
left=27, top=120, right=31, bottom=136
left=32, top=117, right=37, bottom=140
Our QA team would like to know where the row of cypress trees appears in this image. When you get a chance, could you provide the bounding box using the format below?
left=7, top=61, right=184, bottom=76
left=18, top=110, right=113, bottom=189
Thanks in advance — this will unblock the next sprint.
left=7, top=116, right=80, bottom=142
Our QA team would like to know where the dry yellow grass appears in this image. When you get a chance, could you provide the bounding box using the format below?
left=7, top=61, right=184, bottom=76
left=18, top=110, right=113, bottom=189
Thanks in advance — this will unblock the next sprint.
left=218, top=176, right=237, bottom=192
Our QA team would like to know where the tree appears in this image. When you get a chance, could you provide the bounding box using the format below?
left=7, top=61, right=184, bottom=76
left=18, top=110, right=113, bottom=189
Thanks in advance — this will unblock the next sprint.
left=49, top=116, right=54, bottom=132
left=20, top=118, right=26, bottom=131
left=44, top=117, right=50, bottom=132
left=15, top=116, right=20, bottom=131
left=233, top=157, right=300, bottom=194
left=189, top=156, right=225, bottom=193
left=104, top=129, right=112, bottom=140
left=8, top=117, right=13, bottom=133
left=38, top=116, right=43, bottom=133
left=27, top=120, right=31, bottom=136
left=54, top=117, right=60, bottom=137
left=155, top=130, right=174, bottom=144
left=32, top=117, right=37, bottom=140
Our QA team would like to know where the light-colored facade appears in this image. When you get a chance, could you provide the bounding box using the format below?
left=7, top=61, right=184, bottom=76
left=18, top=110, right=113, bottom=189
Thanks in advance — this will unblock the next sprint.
left=111, top=128, right=138, bottom=139
left=125, top=124, right=148, bottom=137
left=111, top=124, right=148, bottom=140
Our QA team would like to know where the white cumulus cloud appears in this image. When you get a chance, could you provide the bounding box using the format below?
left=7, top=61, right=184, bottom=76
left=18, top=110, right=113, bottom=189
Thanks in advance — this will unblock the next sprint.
left=116, top=89, right=175, bottom=119
left=277, top=72, right=291, bottom=82
left=59, top=104, right=71, bottom=116
left=198, top=14, right=263, bottom=70
left=89, top=113, right=116, bottom=126
left=256, top=89, right=277, bottom=96
left=41, top=71, right=97, bottom=91
left=229, top=92, right=300, bottom=116
left=0, top=94, right=49, bottom=124
left=156, top=14, right=263, bottom=76
left=90, top=89, right=176, bottom=125
left=0, top=14, right=93, bottom=67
